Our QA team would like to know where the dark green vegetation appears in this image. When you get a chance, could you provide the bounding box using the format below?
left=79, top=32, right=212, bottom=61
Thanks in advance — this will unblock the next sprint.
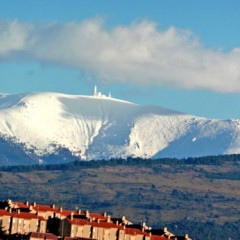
left=0, top=155, right=240, bottom=240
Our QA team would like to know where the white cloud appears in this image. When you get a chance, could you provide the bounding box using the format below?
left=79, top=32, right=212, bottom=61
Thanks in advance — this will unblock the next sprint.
left=0, top=20, right=30, bottom=56
left=1, top=18, right=240, bottom=93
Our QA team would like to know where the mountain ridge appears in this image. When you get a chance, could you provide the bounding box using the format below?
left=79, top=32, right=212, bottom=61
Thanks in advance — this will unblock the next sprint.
left=0, top=91, right=240, bottom=165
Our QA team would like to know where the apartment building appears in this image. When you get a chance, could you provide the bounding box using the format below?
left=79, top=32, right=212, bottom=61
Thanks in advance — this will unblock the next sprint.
left=0, top=209, right=12, bottom=234
left=10, top=211, right=46, bottom=234
left=0, top=208, right=46, bottom=235
left=0, top=199, right=191, bottom=240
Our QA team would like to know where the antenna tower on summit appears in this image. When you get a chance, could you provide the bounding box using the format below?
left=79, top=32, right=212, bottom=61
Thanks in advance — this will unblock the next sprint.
left=93, top=85, right=112, bottom=98
left=94, top=85, right=98, bottom=96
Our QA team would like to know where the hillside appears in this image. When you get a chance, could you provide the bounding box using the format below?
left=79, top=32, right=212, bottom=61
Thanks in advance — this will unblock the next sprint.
left=0, top=155, right=240, bottom=240
left=1, top=91, right=240, bottom=165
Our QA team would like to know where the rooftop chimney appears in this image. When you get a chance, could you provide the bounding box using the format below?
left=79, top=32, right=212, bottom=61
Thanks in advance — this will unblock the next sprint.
left=86, top=210, right=90, bottom=218
left=52, top=204, right=55, bottom=209
left=25, top=201, right=29, bottom=206
left=107, top=215, right=111, bottom=223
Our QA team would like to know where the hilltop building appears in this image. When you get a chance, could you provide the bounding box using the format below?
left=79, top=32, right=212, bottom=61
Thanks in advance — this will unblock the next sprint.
left=93, top=85, right=112, bottom=98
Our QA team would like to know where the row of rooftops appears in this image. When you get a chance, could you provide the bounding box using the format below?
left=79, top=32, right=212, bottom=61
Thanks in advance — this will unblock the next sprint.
left=0, top=199, right=191, bottom=240
left=0, top=209, right=45, bottom=220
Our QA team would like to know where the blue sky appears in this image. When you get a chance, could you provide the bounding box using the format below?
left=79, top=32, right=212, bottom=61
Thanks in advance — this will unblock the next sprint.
left=0, top=0, right=240, bottom=119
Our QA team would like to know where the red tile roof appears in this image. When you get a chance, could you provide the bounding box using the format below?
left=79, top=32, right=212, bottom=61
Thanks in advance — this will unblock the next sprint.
left=89, top=213, right=107, bottom=220
left=67, top=218, right=89, bottom=226
left=32, top=205, right=74, bottom=217
left=0, top=209, right=12, bottom=216
left=12, top=202, right=29, bottom=209
left=151, top=236, right=168, bottom=240
left=65, top=237, right=96, bottom=240
left=30, top=232, right=58, bottom=239
left=30, top=204, right=78, bottom=219
left=11, top=212, right=45, bottom=221
left=0, top=210, right=45, bottom=221
left=55, top=209, right=73, bottom=216
left=91, top=222, right=123, bottom=230
left=32, top=204, right=55, bottom=212
left=125, top=228, right=150, bottom=236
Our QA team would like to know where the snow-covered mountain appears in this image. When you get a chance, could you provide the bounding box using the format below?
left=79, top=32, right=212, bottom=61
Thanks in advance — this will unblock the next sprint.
left=0, top=91, right=240, bottom=165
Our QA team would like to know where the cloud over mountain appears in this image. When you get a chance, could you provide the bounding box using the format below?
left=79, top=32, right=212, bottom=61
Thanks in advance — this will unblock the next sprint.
left=1, top=18, right=240, bottom=92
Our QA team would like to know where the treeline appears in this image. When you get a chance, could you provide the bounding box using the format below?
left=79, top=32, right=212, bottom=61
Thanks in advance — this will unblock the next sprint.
left=205, top=171, right=240, bottom=180
left=0, top=154, right=240, bottom=173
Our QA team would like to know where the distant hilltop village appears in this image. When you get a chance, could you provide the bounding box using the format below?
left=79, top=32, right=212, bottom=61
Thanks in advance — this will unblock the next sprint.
left=93, top=85, right=112, bottom=98
left=0, top=199, right=191, bottom=240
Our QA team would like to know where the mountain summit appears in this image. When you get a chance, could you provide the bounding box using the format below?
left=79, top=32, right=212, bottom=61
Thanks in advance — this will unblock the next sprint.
left=0, top=91, right=240, bottom=165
